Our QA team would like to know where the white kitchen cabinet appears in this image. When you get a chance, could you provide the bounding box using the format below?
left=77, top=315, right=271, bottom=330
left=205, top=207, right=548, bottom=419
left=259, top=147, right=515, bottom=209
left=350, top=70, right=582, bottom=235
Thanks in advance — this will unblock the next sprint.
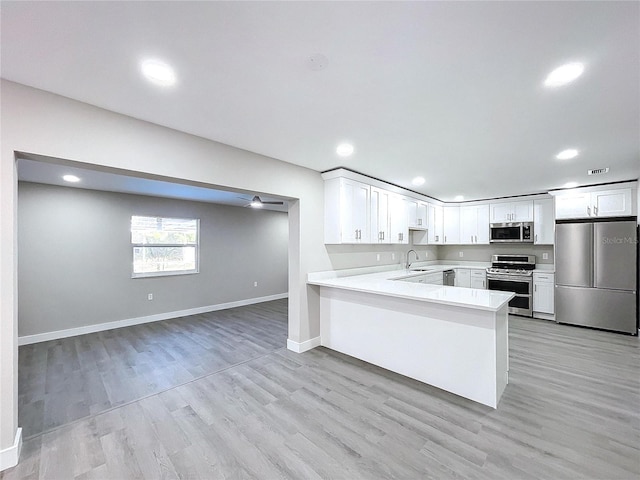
left=324, top=177, right=370, bottom=244
left=591, top=189, right=633, bottom=217
left=400, top=271, right=443, bottom=285
left=390, top=194, right=409, bottom=244
left=533, top=198, right=554, bottom=245
left=460, top=204, right=490, bottom=244
left=370, top=187, right=391, bottom=243
left=490, top=200, right=533, bottom=222
left=470, top=270, right=487, bottom=289
left=428, top=204, right=444, bottom=244
left=455, top=268, right=471, bottom=288
left=443, top=206, right=460, bottom=244
left=533, top=272, right=555, bottom=318
left=407, top=198, right=428, bottom=230
left=554, top=187, right=633, bottom=219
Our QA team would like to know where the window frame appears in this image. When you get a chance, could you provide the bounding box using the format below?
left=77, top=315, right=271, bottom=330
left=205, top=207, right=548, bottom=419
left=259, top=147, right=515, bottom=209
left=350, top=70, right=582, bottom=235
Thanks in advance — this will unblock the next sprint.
left=131, top=215, right=200, bottom=279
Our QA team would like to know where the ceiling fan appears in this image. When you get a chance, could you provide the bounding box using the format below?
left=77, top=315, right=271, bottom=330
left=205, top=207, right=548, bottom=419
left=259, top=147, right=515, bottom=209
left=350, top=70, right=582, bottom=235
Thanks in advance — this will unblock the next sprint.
left=242, top=195, right=285, bottom=208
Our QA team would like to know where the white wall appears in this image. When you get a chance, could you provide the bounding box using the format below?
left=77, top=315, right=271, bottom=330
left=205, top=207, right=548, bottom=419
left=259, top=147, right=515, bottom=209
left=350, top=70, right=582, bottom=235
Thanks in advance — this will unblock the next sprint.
left=18, top=182, right=289, bottom=338
left=0, top=80, right=332, bottom=454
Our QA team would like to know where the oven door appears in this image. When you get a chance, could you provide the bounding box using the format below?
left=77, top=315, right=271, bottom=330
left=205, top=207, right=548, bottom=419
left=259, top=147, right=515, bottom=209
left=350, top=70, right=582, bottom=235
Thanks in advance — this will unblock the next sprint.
left=487, top=275, right=532, bottom=316
left=490, top=223, right=523, bottom=243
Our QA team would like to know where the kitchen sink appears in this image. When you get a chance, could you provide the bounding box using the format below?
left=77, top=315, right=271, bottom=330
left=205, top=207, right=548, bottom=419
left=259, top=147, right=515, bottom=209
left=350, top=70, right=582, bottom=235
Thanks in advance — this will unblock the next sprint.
left=410, top=267, right=437, bottom=272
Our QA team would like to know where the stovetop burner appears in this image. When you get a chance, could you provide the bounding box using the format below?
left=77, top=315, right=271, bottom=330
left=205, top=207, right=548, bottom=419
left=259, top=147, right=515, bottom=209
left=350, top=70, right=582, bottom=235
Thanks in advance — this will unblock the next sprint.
left=487, top=254, right=536, bottom=277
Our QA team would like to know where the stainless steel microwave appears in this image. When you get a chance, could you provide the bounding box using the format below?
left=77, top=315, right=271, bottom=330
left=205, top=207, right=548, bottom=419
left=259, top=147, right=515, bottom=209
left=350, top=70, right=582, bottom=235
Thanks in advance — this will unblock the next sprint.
left=490, top=222, right=534, bottom=243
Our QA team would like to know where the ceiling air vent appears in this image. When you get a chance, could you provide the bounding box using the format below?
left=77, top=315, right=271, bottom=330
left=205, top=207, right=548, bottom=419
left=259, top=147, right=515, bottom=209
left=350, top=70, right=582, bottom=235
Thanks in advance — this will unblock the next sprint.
left=588, top=167, right=609, bottom=176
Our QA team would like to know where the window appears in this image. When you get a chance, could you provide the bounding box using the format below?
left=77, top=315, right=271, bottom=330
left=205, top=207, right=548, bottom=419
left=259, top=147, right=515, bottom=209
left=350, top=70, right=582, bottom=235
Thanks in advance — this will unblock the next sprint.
left=131, top=216, right=199, bottom=278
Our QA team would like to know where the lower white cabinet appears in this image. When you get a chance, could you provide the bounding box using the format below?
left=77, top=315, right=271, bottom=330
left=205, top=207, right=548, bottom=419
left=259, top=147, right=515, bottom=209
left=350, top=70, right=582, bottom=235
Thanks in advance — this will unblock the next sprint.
left=470, top=270, right=487, bottom=289
left=455, top=268, right=471, bottom=288
left=400, top=272, right=443, bottom=285
left=533, top=272, right=555, bottom=318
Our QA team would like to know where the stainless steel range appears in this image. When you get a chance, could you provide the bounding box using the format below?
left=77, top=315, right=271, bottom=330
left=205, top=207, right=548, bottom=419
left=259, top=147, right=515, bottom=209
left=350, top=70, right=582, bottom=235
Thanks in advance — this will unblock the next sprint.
left=486, top=254, right=536, bottom=317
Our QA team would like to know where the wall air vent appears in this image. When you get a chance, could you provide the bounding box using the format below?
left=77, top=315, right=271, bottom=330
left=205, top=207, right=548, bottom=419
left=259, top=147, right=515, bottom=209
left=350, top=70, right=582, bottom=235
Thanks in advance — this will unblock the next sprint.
left=587, top=167, right=609, bottom=175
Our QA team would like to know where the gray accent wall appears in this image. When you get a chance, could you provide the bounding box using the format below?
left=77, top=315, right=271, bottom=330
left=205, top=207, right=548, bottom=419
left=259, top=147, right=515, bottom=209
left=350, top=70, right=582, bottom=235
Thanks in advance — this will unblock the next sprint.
left=18, top=182, right=288, bottom=337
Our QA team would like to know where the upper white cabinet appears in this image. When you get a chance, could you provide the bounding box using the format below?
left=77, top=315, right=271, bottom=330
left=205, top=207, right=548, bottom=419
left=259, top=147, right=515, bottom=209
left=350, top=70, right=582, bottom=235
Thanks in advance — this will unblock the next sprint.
left=443, top=206, right=460, bottom=244
left=459, top=204, right=490, bottom=244
left=407, top=198, right=428, bottom=230
left=324, top=177, right=370, bottom=244
left=533, top=198, right=554, bottom=245
left=370, top=187, right=391, bottom=243
left=490, top=200, right=533, bottom=222
left=390, top=195, right=409, bottom=244
left=428, top=204, right=444, bottom=244
left=554, top=186, right=634, bottom=220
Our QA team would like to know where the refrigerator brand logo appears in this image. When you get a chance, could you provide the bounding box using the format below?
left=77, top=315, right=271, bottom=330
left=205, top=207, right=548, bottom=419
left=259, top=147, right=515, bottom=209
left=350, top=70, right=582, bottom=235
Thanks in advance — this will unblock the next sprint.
left=602, top=236, right=638, bottom=245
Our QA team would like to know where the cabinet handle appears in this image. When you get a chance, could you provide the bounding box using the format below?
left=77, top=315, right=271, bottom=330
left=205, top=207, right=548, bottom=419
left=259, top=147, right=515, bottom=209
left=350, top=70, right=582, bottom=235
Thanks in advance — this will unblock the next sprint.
left=587, top=206, right=591, bottom=216
left=535, top=284, right=537, bottom=292
left=594, top=206, right=598, bottom=216
left=474, top=235, right=477, bottom=243
left=535, top=234, right=538, bottom=243
left=444, top=235, right=447, bottom=243
left=435, top=235, right=439, bottom=242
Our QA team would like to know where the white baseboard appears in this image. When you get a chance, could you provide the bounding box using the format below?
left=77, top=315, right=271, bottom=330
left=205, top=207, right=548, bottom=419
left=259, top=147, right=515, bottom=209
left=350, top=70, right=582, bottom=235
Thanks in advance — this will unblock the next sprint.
left=0, top=428, right=22, bottom=472
left=19, top=293, right=288, bottom=346
left=287, top=336, right=321, bottom=353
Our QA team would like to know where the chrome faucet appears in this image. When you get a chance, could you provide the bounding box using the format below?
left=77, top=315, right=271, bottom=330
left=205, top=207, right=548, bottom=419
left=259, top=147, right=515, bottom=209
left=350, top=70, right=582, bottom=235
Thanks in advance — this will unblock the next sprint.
left=406, top=249, right=419, bottom=269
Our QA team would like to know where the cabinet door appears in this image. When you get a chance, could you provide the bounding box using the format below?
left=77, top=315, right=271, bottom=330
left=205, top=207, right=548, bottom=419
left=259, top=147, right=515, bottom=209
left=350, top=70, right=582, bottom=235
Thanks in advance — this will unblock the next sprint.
left=554, top=191, right=591, bottom=219
left=512, top=201, right=534, bottom=222
left=428, top=204, right=443, bottom=244
left=490, top=203, right=512, bottom=222
left=533, top=198, right=554, bottom=244
left=340, top=178, right=370, bottom=243
left=533, top=281, right=555, bottom=314
left=390, top=195, right=409, bottom=244
left=592, top=189, right=632, bottom=217
left=455, top=269, right=471, bottom=288
left=475, top=204, right=490, bottom=244
left=370, top=187, right=390, bottom=243
left=416, top=202, right=428, bottom=229
left=459, top=206, right=477, bottom=244
left=406, top=198, right=418, bottom=228
left=443, top=206, right=460, bottom=244
left=470, top=276, right=486, bottom=289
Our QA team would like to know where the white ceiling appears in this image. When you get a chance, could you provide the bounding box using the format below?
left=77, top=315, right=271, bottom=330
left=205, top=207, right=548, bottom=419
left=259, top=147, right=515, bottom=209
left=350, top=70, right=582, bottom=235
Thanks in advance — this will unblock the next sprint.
left=16, top=157, right=289, bottom=211
left=2, top=1, right=639, bottom=202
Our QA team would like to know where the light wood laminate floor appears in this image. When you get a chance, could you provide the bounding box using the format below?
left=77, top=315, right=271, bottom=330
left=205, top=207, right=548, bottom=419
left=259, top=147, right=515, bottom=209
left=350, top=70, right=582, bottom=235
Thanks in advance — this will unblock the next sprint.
left=3, top=301, right=639, bottom=479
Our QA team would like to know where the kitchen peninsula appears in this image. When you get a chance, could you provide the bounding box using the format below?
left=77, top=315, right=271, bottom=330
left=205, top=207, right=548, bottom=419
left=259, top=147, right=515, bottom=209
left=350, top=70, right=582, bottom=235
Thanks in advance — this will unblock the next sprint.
left=308, top=266, right=515, bottom=408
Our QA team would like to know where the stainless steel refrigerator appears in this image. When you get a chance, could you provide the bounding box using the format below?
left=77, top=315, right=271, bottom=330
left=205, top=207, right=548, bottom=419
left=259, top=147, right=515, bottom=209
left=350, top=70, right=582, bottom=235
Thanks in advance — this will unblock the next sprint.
left=555, top=219, right=638, bottom=334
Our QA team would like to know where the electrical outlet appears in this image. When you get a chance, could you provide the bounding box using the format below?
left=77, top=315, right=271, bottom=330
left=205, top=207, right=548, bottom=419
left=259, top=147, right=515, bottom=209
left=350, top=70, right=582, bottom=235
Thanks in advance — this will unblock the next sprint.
left=459, top=251, right=464, bottom=258
left=424, top=251, right=428, bottom=258
left=392, top=253, right=395, bottom=260
left=254, top=281, right=258, bottom=287
left=376, top=253, right=380, bottom=261
left=147, top=293, right=153, bottom=301
left=542, top=253, right=549, bottom=260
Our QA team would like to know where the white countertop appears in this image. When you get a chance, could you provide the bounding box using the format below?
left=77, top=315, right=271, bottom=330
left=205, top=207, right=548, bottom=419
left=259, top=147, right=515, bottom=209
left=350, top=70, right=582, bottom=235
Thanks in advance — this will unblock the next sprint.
left=308, top=265, right=514, bottom=312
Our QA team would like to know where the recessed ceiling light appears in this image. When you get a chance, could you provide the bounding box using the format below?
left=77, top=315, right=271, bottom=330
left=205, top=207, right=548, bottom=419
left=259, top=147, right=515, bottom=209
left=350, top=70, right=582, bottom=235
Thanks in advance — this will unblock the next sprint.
left=454, top=195, right=464, bottom=202
left=62, top=174, right=80, bottom=183
left=141, top=59, right=176, bottom=87
left=336, top=143, right=354, bottom=157
left=412, top=176, right=425, bottom=186
left=556, top=148, right=579, bottom=160
left=563, top=181, right=578, bottom=189
left=544, top=62, right=584, bottom=87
